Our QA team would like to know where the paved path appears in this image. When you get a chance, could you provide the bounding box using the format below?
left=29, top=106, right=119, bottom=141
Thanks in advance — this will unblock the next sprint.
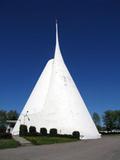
left=0, top=135, right=120, bottom=160
left=12, top=135, right=32, bottom=146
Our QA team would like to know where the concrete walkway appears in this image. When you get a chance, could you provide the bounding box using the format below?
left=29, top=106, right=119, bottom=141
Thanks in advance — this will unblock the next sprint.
left=0, top=135, right=120, bottom=160
left=12, top=135, right=32, bottom=146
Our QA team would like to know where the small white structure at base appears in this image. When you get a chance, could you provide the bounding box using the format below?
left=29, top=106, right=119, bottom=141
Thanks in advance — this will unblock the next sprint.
left=12, top=23, right=101, bottom=139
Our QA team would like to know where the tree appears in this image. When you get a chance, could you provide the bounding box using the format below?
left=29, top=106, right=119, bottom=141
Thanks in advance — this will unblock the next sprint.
left=102, top=110, right=117, bottom=131
left=7, top=110, right=19, bottom=120
left=114, top=110, right=120, bottom=130
left=117, top=110, right=120, bottom=129
left=93, top=112, right=101, bottom=130
left=0, top=110, right=7, bottom=123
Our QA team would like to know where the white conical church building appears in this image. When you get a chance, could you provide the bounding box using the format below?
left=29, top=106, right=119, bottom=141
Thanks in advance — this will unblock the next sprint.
left=12, top=23, right=101, bottom=139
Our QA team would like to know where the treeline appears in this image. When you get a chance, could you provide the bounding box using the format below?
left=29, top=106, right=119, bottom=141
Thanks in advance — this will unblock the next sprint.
left=0, top=110, right=19, bottom=123
left=93, top=110, right=120, bottom=132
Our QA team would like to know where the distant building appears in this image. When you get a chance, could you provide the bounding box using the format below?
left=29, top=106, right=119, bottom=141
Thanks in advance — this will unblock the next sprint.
left=0, top=120, right=16, bottom=133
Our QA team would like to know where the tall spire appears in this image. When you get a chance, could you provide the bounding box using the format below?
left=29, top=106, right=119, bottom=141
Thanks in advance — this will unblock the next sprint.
left=55, top=20, right=59, bottom=50
left=54, top=21, right=64, bottom=62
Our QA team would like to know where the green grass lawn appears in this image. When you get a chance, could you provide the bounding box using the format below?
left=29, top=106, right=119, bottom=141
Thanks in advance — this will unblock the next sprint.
left=25, top=136, right=78, bottom=145
left=0, top=139, right=20, bottom=149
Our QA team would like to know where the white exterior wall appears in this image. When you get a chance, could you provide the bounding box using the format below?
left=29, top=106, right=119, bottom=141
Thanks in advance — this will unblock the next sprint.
left=12, top=23, right=101, bottom=139
left=12, top=59, right=53, bottom=135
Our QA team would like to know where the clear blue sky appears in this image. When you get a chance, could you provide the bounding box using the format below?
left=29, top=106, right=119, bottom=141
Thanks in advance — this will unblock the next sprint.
left=0, top=0, right=120, bottom=115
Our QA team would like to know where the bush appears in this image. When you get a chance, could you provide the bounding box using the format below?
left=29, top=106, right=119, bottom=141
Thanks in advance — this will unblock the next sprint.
left=56, top=134, right=73, bottom=138
left=0, top=133, right=12, bottom=139
left=27, top=132, right=40, bottom=136
left=19, top=124, right=28, bottom=136
left=0, top=125, right=6, bottom=134
left=72, top=131, right=80, bottom=139
left=62, top=134, right=73, bottom=138
left=99, top=131, right=120, bottom=135
left=50, top=128, right=57, bottom=136
left=40, top=128, right=47, bottom=136
left=29, top=126, right=36, bottom=135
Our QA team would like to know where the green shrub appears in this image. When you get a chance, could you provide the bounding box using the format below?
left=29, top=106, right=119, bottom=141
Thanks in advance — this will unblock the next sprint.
left=19, top=124, right=28, bottom=136
left=40, top=128, right=47, bottom=136
left=50, top=128, right=57, bottom=136
left=61, top=134, right=73, bottom=138
left=0, top=125, right=6, bottom=134
left=29, top=126, right=36, bottom=135
left=72, top=131, right=80, bottom=139
left=0, top=133, right=12, bottom=139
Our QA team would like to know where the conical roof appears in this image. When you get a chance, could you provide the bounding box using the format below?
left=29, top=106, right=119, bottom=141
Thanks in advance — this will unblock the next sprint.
left=12, top=23, right=101, bottom=139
